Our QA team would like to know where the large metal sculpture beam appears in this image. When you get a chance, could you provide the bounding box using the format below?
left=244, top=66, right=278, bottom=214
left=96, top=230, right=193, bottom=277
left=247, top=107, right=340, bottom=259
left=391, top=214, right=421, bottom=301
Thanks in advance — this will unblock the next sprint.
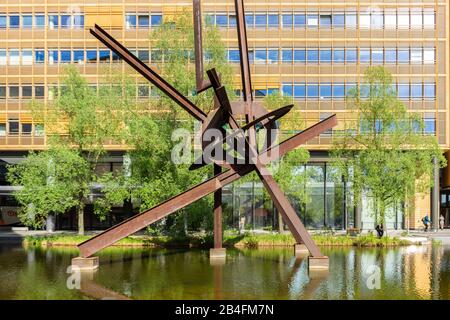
left=77, top=0, right=338, bottom=268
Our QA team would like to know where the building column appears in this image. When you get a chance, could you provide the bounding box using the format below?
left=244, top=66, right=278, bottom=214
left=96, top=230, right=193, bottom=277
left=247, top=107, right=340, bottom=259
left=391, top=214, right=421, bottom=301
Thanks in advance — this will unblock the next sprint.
left=431, top=156, right=440, bottom=231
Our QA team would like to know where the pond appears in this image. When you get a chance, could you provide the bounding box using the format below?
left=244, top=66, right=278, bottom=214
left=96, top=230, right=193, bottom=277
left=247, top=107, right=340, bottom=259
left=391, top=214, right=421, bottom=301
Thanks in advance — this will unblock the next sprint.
left=0, top=243, right=449, bottom=300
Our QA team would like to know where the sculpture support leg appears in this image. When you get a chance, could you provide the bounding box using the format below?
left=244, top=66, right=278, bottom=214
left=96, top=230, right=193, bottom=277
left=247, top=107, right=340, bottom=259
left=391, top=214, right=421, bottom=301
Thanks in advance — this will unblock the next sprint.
left=213, top=164, right=223, bottom=249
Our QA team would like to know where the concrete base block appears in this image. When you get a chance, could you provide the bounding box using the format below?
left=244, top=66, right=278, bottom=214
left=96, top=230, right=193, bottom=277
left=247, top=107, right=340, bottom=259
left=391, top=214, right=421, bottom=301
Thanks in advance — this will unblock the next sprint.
left=294, top=244, right=309, bottom=256
left=308, top=256, right=329, bottom=271
left=71, top=257, right=99, bottom=271
left=209, top=248, right=226, bottom=259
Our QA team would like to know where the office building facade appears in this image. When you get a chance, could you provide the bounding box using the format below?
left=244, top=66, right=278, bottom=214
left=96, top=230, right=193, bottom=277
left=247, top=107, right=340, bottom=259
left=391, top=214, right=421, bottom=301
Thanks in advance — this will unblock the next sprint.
left=0, top=0, right=449, bottom=231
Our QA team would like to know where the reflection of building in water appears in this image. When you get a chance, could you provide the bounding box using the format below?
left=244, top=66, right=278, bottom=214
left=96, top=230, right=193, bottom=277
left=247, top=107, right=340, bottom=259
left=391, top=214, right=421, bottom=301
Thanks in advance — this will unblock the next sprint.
left=403, top=246, right=433, bottom=299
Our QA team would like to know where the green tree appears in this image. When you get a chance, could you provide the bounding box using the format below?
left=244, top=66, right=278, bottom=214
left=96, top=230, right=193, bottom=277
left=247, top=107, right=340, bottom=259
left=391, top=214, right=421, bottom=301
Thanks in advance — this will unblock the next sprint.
left=8, top=65, right=132, bottom=234
left=332, top=66, right=446, bottom=227
left=7, top=147, right=90, bottom=229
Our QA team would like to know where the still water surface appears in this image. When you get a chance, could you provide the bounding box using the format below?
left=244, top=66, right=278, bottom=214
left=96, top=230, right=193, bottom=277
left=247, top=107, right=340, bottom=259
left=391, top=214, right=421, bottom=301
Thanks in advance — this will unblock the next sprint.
left=0, top=244, right=449, bottom=299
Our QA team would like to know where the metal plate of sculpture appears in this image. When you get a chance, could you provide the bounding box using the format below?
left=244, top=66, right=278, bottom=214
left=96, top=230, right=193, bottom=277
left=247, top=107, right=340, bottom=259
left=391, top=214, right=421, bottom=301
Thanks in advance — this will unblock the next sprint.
left=76, top=0, right=337, bottom=268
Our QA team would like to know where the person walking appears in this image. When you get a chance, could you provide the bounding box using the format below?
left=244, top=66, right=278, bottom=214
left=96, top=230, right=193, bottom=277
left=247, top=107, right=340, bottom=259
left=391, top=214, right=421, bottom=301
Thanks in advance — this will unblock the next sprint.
left=439, top=214, right=445, bottom=230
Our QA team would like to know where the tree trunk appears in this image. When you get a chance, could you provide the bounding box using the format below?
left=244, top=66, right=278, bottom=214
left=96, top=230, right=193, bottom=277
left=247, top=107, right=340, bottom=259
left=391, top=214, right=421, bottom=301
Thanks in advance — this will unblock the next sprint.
left=77, top=205, right=85, bottom=235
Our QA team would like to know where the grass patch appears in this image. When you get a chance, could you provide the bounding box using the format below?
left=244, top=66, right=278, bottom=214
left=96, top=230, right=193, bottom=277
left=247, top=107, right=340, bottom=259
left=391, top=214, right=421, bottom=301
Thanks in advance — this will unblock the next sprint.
left=23, top=232, right=414, bottom=249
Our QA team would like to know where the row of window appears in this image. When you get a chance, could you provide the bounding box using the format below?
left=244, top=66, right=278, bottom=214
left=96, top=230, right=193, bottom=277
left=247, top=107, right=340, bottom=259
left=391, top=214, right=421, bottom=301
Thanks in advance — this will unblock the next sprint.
left=0, top=13, right=84, bottom=29
left=230, top=47, right=435, bottom=65
left=0, top=120, right=44, bottom=137
left=0, top=9, right=437, bottom=31
left=281, top=82, right=436, bottom=100
left=0, top=117, right=436, bottom=137
left=206, top=9, right=436, bottom=30
left=0, top=83, right=437, bottom=100
left=0, top=47, right=436, bottom=66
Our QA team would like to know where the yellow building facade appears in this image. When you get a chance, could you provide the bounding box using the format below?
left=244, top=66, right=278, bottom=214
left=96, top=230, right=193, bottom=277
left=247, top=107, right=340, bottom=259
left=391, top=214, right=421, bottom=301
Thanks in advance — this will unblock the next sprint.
left=0, top=0, right=449, bottom=230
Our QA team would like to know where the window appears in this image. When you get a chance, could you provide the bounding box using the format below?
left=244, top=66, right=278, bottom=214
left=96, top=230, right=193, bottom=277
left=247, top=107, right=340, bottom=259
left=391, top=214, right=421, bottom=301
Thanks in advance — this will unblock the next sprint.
left=345, top=13, right=357, bottom=28
left=267, top=50, right=278, bottom=64
left=0, top=50, right=6, bottom=65
left=307, top=14, right=318, bottom=27
left=333, top=84, right=345, bottom=98
left=333, top=49, right=345, bottom=63
left=371, top=13, right=383, bottom=28
left=255, top=14, right=267, bottom=27
left=34, top=124, right=44, bottom=136
left=60, top=15, right=71, bottom=28
left=255, top=89, right=267, bottom=97
left=99, top=50, right=110, bottom=63
left=138, top=15, right=149, bottom=28
left=410, top=9, right=423, bottom=29
left=35, top=86, right=45, bottom=98
left=0, top=86, right=6, bottom=99
left=255, top=49, right=266, bottom=64
left=125, top=14, right=137, bottom=29
left=384, top=11, right=397, bottom=29
left=282, top=14, right=293, bottom=28
left=385, top=49, right=397, bottom=64
left=424, top=117, right=435, bottom=134
left=0, top=15, right=6, bottom=29
left=8, top=119, right=19, bottom=135
left=282, top=83, right=293, bottom=97
left=35, top=15, right=45, bottom=28
left=360, top=84, right=370, bottom=98
left=9, top=15, right=20, bottom=28
left=307, top=49, right=318, bottom=63
left=423, top=48, right=435, bottom=64
left=398, top=84, right=410, bottom=99
left=73, top=15, right=84, bottom=28
left=60, top=50, right=71, bottom=63
left=22, top=15, right=33, bottom=28
left=73, top=50, right=84, bottom=63
left=151, top=15, right=162, bottom=27
left=215, top=14, right=227, bottom=27
left=359, top=13, right=370, bottom=28
left=346, top=49, right=357, bottom=63
left=0, top=124, right=5, bottom=136
left=424, top=84, right=435, bottom=99
left=86, top=50, right=97, bottom=63
left=294, top=14, right=306, bottom=27
left=48, top=50, right=58, bottom=64
left=22, top=86, right=32, bottom=98
left=319, top=49, right=331, bottom=62
left=319, top=14, right=332, bottom=27
left=22, top=50, right=32, bottom=65
left=410, top=49, right=422, bottom=64
left=346, top=83, right=357, bottom=95
left=138, top=50, right=149, bottom=63
left=268, top=14, right=279, bottom=27
left=245, top=14, right=254, bottom=27
left=49, top=15, right=58, bottom=29
left=423, top=10, right=435, bottom=29
left=293, top=49, right=306, bottom=63
left=333, top=14, right=345, bottom=28
left=319, top=84, right=332, bottom=99
left=228, top=50, right=240, bottom=63
left=281, top=49, right=292, bottom=62
left=307, top=84, right=319, bottom=98
left=359, top=49, right=370, bottom=63
left=229, top=15, right=237, bottom=27
left=371, top=49, right=383, bottom=64
left=411, top=84, right=422, bottom=99
left=398, top=11, right=409, bottom=29
left=138, top=85, right=149, bottom=98
left=294, top=84, right=306, bottom=98
left=22, top=123, right=32, bottom=135
left=398, top=49, right=409, bottom=64
left=9, top=50, right=20, bottom=65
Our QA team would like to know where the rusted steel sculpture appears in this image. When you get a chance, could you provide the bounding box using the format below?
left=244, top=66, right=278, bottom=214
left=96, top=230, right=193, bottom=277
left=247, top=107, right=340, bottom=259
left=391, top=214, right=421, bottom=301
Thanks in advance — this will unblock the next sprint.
left=77, top=0, right=337, bottom=264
